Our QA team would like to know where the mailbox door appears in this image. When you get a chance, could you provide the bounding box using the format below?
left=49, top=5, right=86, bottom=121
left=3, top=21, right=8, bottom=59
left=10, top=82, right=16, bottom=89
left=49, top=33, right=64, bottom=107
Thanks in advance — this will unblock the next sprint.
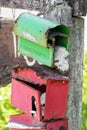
left=44, top=80, right=68, bottom=120
left=11, top=78, right=42, bottom=121
left=18, top=37, right=54, bottom=67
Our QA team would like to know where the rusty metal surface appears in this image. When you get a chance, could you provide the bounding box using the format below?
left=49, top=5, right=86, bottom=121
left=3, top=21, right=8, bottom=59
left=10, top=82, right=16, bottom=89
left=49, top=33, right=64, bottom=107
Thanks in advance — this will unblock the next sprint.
left=12, top=66, right=69, bottom=82
left=12, top=68, right=47, bottom=85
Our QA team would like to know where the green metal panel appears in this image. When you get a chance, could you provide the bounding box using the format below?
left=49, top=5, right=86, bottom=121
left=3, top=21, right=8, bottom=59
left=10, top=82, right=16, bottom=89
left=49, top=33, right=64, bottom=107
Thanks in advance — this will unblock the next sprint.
left=18, top=37, right=54, bottom=66
left=13, top=12, right=69, bottom=67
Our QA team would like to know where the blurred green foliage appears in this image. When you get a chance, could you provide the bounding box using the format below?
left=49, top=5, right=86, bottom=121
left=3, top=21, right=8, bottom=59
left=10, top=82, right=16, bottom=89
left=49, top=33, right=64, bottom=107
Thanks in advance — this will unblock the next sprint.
left=0, top=51, right=87, bottom=130
left=0, top=85, right=21, bottom=130
left=82, top=51, right=87, bottom=130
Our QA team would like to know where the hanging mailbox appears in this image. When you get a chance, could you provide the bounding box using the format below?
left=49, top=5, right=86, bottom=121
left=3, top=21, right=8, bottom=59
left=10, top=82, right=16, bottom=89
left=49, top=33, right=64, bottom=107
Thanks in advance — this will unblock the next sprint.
left=13, top=12, right=69, bottom=71
left=11, top=67, right=69, bottom=121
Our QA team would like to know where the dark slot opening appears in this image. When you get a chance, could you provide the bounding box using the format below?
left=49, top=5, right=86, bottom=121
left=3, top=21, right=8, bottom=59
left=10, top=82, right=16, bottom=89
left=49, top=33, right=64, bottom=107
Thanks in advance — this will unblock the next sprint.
left=59, top=126, right=66, bottom=130
left=14, top=78, right=46, bottom=93
left=31, top=96, right=37, bottom=117
left=47, top=37, right=55, bottom=47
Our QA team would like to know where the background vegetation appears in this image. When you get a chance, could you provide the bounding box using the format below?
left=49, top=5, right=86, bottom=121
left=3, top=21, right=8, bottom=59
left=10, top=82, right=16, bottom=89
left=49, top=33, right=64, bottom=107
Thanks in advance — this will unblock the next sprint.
left=0, top=84, right=21, bottom=130
left=0, top=51, right=87, bottom=130
left=82, top=51, right=87, bottom=130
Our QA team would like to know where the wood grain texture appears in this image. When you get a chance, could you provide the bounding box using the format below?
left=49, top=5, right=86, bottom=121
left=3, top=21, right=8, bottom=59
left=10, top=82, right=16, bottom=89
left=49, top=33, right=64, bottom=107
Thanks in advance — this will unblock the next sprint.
left=0, top=0, right=87, bottom=16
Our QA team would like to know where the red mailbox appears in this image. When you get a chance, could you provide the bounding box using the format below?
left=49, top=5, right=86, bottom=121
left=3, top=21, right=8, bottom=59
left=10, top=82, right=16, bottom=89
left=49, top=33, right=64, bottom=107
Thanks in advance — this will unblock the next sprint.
left=11, top=68, right=68, bottom=121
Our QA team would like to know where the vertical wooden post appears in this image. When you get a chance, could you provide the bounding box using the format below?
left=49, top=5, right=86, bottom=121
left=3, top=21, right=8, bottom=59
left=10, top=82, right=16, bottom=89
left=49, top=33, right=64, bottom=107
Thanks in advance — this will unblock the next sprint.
left=67, top=17, right=84, bottom=130
left=43, top=1, right=84, bottom=130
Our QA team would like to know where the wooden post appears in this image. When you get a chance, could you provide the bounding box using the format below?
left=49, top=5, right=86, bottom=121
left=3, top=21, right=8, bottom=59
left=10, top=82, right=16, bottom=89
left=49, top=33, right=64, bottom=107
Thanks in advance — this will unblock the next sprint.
left=67, top=17, right=84, bottom=130
left=43, top=1, right=84, bottom=130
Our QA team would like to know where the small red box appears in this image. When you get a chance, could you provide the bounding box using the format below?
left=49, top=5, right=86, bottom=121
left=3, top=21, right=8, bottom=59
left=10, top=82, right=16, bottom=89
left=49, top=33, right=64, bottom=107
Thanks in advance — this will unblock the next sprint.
left=11, top=68, right=68, bottom=121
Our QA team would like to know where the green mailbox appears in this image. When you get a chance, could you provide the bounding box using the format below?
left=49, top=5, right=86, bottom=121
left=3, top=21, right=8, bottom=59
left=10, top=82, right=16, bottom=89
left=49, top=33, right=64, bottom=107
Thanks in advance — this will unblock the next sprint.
left=13, top=12, right=69, bottom=68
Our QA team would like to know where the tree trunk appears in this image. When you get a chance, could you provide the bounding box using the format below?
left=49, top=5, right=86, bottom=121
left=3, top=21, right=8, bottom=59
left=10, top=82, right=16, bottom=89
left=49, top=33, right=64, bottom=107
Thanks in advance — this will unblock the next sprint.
left=43, top=1, right=84, bottom=130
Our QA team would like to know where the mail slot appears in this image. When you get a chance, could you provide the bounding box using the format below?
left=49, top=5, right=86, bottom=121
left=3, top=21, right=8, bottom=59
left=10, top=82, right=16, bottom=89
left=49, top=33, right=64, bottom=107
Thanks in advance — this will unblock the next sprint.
left=13, top=12, right=69, bottom=70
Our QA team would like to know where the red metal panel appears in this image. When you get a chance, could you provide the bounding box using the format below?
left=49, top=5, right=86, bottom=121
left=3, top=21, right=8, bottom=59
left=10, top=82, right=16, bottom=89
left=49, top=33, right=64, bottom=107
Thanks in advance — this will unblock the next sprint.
left=12, top=68, right=46, bottom=85
left=44, top=80, right=69, bottom=120
left=47, top=119, right=68, bottom=130
left=11, top=78, right=42, bottom=121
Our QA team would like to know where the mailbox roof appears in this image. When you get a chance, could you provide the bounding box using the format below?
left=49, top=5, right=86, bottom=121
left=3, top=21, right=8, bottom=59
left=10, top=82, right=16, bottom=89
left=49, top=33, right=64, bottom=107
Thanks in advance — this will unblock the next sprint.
left=14, top=12, right=69, bottom=48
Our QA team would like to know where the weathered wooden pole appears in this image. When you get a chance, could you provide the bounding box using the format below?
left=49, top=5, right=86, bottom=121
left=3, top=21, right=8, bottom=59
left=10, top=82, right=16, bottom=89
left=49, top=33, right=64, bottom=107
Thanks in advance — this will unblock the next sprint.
left=67, top=17, right=84, bottom=130
left=43, top=1, right=84, bottom=130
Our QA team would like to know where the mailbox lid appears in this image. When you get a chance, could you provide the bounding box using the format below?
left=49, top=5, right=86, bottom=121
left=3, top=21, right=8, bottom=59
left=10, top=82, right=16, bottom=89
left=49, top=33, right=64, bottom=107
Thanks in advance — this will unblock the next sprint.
left=44, top=80, right=69, bottom=120
left=18, top=37, right=54, bottom=67
left=14, top=12, right=69, bottom=48
left=11, top=78, right=42, bottom=121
